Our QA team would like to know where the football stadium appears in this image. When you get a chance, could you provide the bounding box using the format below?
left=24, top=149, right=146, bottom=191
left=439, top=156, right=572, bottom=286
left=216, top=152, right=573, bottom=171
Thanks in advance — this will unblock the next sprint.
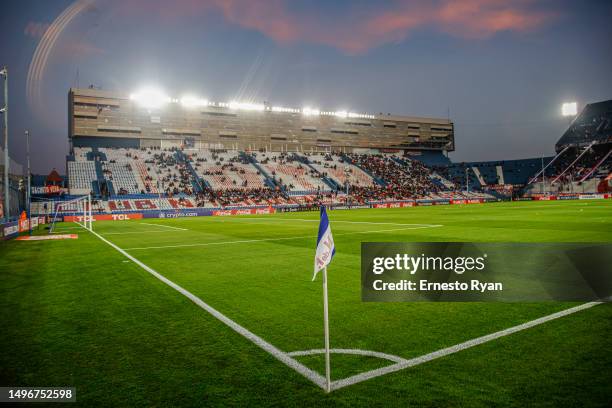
left=1, top=1, right=611, bottom=406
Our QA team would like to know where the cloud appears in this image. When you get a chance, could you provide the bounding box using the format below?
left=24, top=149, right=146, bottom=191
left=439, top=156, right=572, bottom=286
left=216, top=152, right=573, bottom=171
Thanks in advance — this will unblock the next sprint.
left=109, top=0, right=561, bottom=54
left=24, top=21, right=50, bottom=38
left=434, top=0, right=556, bottom=38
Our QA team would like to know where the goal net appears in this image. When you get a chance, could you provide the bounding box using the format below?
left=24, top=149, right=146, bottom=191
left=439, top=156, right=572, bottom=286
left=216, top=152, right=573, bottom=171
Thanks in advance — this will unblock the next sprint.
left=48, top=195, right=93, bottom=233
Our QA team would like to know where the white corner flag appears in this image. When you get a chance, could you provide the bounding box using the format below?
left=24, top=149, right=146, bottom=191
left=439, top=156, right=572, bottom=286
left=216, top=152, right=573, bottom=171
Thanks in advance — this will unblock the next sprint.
left=313, top=206, right=335, bottom=392
left=313, top=206, right=335, bottom=280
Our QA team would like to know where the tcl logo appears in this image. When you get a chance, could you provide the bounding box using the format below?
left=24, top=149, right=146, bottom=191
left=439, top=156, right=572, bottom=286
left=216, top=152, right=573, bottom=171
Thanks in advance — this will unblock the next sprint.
left=112, top=214, right=131, bottom=220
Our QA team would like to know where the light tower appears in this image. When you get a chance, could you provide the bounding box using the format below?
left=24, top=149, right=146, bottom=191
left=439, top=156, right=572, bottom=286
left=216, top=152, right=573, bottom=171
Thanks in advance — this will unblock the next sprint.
left=0, top=66, right=8, bottom=221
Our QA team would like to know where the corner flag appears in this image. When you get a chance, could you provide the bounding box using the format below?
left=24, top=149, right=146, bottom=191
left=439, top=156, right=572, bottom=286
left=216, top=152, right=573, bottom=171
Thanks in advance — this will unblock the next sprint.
left=313, top=206, right=335, bottom=281
left=313, top=205, right=335, bottom=392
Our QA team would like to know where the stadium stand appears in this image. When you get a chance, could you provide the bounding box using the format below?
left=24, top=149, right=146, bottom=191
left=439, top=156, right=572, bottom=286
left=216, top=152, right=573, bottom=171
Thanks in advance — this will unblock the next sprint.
left=304, top=153, right=376, bottom=188
left=67, top=161, right=97, bottom=195
left=254, top=152, right=332, bottom=193
left=556, top=100, right=612, bottom=149
left=523, top=100, right=612, bottom=194
left=60, top=143, right=501, bottom=211
left=73, top=147, right=92, bottom=161
left=345, top=153, right=444, bottom=199
left=56, top=90, right=612, bottom=213
left=189, top=149, right=267, bottom=190
left=101, top=162, right=143, bottom=195
left=407, top=151, right=452, bottom=167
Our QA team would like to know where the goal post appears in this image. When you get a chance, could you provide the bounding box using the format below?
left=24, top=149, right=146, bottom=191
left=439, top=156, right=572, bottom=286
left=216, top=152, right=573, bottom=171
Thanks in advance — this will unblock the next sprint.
left=48, top=195, right=92, bottom=233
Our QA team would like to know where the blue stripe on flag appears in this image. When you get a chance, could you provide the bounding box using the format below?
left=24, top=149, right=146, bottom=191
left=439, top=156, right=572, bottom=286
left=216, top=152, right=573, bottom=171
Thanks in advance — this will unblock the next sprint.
left=317, top=206, right=335, bottom=258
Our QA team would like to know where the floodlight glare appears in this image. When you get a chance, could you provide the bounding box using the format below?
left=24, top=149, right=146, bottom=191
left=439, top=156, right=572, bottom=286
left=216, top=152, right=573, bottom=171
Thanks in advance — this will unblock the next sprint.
left=130, top=88, right=170, bottom=109
left=302, top=107, right=320, bottom=116
left=180, top=95, right=208, bottom=108
left=228, top=101, right=265, bottom=111
left=561, top=102, right=577, bottom=117
left=334, top=110, right=348, bottom=118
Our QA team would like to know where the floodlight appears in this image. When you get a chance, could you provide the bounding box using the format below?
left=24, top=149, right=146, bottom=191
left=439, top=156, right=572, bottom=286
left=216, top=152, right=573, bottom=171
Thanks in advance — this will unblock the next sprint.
left=302, top=107, right=320, bottom=116
left=229, top=101, right=265, bottom=111
left=334, top=110, right=348, bottom=118
left=561, top=102, right=577, bottom=117
left=180, top=95, right=208, bottom=108
left=129, top=88, right=170, bottom=109
left=272, top=106, right=299, bottom=113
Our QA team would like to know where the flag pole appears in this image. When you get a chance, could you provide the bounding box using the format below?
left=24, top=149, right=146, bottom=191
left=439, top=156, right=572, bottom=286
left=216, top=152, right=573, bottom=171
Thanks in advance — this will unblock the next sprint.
left=322, top=265, right=331, bottom=393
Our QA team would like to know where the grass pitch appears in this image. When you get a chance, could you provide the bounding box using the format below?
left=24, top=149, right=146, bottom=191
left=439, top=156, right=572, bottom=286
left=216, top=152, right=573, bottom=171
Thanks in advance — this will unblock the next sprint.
left=1, top=199, right=611, bottom=406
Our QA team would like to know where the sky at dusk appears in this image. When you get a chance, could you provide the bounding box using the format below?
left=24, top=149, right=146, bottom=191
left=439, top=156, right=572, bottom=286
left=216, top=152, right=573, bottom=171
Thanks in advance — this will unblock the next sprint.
left=0, top=0, right=611, bottom=173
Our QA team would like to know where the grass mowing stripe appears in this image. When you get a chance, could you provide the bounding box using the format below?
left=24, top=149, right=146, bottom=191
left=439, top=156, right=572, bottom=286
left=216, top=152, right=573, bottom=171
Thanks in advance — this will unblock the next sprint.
left=213, top=217, right=442, bottom=227
left=122, top=225, right=443, bottom=251
left=86, top=223, right=608, bottom=393
left=84, top=226, right=328, bottom=391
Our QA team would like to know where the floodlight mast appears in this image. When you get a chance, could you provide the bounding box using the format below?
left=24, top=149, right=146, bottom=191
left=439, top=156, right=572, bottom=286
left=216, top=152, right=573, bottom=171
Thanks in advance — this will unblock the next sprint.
left=540, top=156, right=544, bottom=195
left=26, top=130, right=31, bottom=234
left=1, top=66, right=8, bottom=221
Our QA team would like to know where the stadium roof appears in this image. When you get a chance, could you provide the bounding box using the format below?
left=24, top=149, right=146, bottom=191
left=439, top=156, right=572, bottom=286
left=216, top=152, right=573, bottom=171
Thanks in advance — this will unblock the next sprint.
left=70, top=87, right=454, bottom=125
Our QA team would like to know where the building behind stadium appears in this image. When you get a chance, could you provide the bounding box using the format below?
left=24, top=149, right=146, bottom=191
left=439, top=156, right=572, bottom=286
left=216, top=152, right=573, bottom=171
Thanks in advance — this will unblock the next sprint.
left=68, top=88, right=455, bottom=157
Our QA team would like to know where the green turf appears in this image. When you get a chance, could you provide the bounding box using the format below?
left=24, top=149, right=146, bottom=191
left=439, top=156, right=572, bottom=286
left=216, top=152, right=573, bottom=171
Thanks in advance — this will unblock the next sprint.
left=1, top=199, right=611, bottom=406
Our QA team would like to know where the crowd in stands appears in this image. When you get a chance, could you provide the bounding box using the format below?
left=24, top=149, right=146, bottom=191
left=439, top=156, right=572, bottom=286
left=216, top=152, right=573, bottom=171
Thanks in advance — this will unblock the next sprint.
left=191, top=149, right=260, bottom=189
left=201, top=187, right=288, bottom=207
left=345, top=154, right=443, bottom=200
left=143, top=149, right=195, bottom=196
left=69, top=146, right=500, bottom=206
left=251, top=152, right=327, bottom=191
left=547, top=146, right=612, bottom=184
left=305, top=153, right=375, bottom=187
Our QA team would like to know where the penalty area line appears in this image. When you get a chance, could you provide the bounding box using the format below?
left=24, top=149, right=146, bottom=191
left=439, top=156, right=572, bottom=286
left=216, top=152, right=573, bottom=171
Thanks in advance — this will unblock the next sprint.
left=101, top=230, right=183, bottom=236
left=83, top=227, right=327, bottom=391
left=139, top=222, right=188, bottom=231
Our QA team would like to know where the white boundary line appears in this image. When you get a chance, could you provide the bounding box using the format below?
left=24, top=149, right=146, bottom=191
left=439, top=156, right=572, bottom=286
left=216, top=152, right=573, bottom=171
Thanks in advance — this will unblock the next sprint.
left=102, top=230, right=182, bottom=236
left=122, top=225, right=442, bottom=251
left=329, top=300, right=605, bottom=391
left=87, top=228, right=328, bottom=390
left=140, top=222, right=188, bottom=231
left=82, top=224, right=608, bottom=393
